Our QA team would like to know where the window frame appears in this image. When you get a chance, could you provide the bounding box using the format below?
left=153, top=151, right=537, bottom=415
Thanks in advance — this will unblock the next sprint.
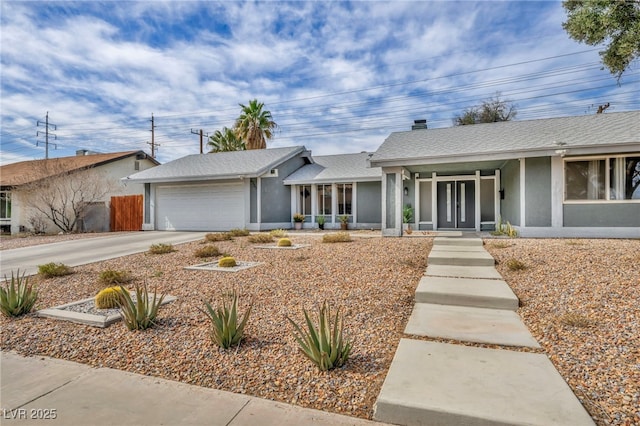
left=337, top=183, right=353, bottom=215
left=563, top=154, right=640, bottom=203
left=0, top=191, right=11, bottom=220
left=317, top=184, right=332, bottom=216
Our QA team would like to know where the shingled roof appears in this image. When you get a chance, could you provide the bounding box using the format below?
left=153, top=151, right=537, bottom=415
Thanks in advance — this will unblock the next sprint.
left=370, top=111, right=640, bottom=167
left=0, top=151, right=157, bottom=188
left=124, top=146, right=310, bottom=184
left=283, top=152, right=381, bottom=184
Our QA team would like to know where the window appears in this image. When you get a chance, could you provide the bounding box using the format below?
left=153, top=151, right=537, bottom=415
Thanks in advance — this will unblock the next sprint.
left=0, top=192, right=11, bottom=219
left=299, top=185, right=311, bottom=215
left=565, top=155, right=640, bottom=201
left=317, top=184, right=332, bottom=215
left=337, top=184, right=352, bottom=215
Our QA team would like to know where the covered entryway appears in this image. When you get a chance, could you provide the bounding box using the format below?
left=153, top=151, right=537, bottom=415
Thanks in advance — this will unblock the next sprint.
left=436, top=180, right=475, bottom=229
left=156, top=183, right=245, bottom=231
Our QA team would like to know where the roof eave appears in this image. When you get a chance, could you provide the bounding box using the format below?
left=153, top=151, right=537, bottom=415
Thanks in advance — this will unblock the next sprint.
left=283, top=176, right=382, bottom=185
left=123, top=173, right=256, bottom=184
left=371, top=142, right=640, bottom=167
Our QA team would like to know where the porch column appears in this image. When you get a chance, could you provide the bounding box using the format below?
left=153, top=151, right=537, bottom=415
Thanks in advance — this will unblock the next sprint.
left=381, top=167, right=403, bottom=237
left=519, top=158, right=526, bottom=228
left=550, top=156, right=564, bottom=227
left=475, top=171, right=481, bottom=232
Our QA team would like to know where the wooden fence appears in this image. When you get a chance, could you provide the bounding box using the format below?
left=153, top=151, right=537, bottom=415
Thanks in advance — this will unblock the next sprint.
left=110, top=195, right=143, bottom=231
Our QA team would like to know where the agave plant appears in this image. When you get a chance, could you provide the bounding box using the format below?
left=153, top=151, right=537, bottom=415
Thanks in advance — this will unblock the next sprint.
left=117, top=283, right=165, bottom=331
left=201, top=291, right=252, bottom=349
left=287, top=301, right=352, bottom=371
left=0, top=271, right=38, bottom=317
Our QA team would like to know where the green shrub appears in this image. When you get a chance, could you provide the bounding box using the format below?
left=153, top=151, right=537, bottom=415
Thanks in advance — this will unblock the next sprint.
left=201, top=290, right=252, bottom=349
left=38, top=262, right=73, bottom=278
left=99, top=269, right=132, bottom=285
left=218, top=256, right=237, bottom=268
left=228, top=228, right=250, bottom=237
left=194, top=245, right=220, bottom=258
left=277, top=238, right=292, bottom=247
left=269, top=229, right=288, bottom=238
left=287, top=301, right=352, bottom=371
left=205, top=233, right=232, bottom=242
left=0, top=271, right=38, bottom=317
left=95, top=286, right=124, bottom=309
left=505, top=258, right=526, bottom=271
left=248, top=233, right=273, bottom=244
left=322, top=232, right=352, bottom=243
left=117, top=283, right=165, bottom=331
left=149, top=243, right=175, bottom=254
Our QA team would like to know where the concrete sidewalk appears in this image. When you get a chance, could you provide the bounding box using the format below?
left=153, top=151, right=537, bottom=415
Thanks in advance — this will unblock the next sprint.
left=0, top=351, right=386, bottom=426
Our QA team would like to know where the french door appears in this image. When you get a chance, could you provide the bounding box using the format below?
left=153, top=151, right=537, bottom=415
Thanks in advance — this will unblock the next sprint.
left=436, top=180, right=475, bottom=229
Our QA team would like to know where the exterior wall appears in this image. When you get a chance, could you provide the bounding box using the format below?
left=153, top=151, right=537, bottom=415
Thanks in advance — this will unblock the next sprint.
left=260, top=156, right=307, bottom=225
left=356, top=181, right=381, bottom=225
left=500, top=160, right=520, bottom=226
left=524, top=157, right=552, bottom=227
left=563, top=204, right=640, bottom=227
left=11, top=156, right=155, bottom=234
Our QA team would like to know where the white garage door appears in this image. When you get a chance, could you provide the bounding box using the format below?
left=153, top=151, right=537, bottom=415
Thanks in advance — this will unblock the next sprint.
left=156, top=183, right=245, bottom=231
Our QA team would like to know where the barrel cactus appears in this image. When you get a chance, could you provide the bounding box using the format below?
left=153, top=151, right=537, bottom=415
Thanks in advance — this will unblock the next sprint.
left=218, top=256, right=237, bottom=268
left=95, top=287, right=124, bottom=309
left=277, top=238, right=292, bottom=247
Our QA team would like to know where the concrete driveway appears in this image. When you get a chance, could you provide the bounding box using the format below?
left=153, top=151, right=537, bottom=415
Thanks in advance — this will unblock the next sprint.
left=0, top=231, right=206, bottom=278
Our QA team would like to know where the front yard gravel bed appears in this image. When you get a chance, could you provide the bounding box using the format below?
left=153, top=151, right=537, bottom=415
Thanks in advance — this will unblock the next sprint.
left=2, top=234, right=637, bottom=425
left=1, top=235, right=428, bottom=420
left=485, top=238, right=639, bottom=426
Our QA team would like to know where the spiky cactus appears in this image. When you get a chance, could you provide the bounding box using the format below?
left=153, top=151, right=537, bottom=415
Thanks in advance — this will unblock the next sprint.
left=95, top=287, right=123, bottom=309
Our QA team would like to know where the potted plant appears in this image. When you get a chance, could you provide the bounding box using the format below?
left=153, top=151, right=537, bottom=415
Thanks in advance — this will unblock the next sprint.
left=316, top=215, right=325, bottom=230
left=339, top=215, right=349, bottom=231
left=293, top=213, right=305, bottom=230
left=402, top=204, right=414, bottom=234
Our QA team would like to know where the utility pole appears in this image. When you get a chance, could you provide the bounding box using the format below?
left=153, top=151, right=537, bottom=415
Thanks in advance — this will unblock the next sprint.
left=36, top=112, right=57, bottom=159
left=147, top=113, right=158, bottom=158
left=191, top=129, right=208, bottom=154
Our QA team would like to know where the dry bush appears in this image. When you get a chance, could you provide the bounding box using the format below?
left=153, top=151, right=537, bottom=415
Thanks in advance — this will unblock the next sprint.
left=322, top=232, right=352, bottom=243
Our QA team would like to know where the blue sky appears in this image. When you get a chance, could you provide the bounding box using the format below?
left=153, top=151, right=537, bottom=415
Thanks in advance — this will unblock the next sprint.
left=1, top=1, right=639, bottom=166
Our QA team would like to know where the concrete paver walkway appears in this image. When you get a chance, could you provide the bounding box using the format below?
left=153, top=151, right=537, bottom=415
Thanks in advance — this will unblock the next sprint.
left=374, top=234, right=595, bottom=425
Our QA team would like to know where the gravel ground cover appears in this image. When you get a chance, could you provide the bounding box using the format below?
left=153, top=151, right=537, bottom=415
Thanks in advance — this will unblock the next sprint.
left=0, top=234, right=428, bottom=419
left=2, top=234, right=637, bottom=424
left=486, top=238, right=639, bottom=426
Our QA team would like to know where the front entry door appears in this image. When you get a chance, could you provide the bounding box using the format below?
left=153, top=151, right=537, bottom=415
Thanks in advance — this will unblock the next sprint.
left=437, top=180, right=475, bottom=229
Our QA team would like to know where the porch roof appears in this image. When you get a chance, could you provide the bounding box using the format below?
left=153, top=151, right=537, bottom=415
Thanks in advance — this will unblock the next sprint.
left=124, top=146, right=310, bottom=184
left=370, top=111, right=640, bottom=168
left=283, top=152, right=381, bottom=185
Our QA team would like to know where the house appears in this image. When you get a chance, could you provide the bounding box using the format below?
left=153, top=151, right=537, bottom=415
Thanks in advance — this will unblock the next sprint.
left=369, top=111, right=640, bottom=238
left=124, top=146, right=382, bottom=231
left=0, top=150, right=158, bottom=234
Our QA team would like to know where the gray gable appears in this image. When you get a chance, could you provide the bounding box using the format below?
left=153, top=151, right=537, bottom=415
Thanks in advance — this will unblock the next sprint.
left=371, top=111, right=640, bottom=166
left=125, top=146, right=309, bottom=183
left=283, top=152, right=381, bottom=184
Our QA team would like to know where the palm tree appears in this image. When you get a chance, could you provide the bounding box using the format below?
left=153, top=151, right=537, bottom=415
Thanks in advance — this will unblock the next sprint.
left=207, top=127, right=245, bottom=153
left=234, top=99, right=278, bottom=150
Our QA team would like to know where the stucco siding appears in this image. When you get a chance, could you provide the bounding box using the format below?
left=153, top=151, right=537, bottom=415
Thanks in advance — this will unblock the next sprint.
left=500, top=160, right=520, bottom=226
left=525, top=157, right=552, bottom=227
left=260, top=156, right=306, bottom=223
left=564, top=203, right=640, bottom=227
left=357, top=181, right=381, bottom=224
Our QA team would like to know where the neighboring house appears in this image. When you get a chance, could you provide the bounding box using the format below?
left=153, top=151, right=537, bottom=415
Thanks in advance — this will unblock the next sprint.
left=369, top=111, right=640, bottom=238
left=0, top=150, right=158, bottom=234
left=124, top=147, right=383, bottom=231
left=283, top=152, right=382, bottom=229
